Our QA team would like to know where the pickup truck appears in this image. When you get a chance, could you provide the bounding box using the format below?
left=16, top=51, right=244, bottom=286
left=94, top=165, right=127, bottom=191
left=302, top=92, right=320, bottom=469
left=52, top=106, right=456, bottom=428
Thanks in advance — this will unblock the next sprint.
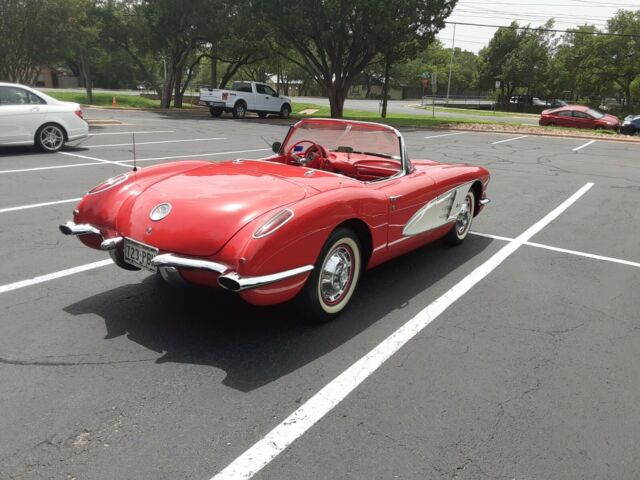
left=199, top=81, right=293, bottom=119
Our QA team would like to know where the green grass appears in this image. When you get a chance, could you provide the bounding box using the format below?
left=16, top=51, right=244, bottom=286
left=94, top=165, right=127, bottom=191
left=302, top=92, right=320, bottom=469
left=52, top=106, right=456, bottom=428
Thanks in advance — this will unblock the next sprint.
left=413, top=105, right=540, bottom=118
left=292, top=102, right=502, bottom=128
left=46, top=91, right=162, bottom=108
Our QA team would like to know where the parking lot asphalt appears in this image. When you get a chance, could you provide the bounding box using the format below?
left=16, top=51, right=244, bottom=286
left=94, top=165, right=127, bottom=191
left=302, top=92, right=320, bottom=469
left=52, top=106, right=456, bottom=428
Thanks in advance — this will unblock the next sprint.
left=1, top=108, right=639, bottom=480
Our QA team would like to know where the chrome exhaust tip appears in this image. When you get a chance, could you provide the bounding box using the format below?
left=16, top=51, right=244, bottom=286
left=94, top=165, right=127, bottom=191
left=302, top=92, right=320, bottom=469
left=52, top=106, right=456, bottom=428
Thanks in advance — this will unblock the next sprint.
left=59, top=221, right=100, bottom=236
left=218, top=275, right=241, bottom=292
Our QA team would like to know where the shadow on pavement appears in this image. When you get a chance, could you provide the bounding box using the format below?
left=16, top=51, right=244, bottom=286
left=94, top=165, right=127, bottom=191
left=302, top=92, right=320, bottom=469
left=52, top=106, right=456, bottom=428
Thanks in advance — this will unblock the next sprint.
left=64, top=236, right=494, bottom=392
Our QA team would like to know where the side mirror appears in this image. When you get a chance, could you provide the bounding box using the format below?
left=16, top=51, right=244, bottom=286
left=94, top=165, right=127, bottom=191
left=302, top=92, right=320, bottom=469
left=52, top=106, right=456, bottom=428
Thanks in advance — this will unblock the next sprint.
left=272, top=141, right=282, bottom=154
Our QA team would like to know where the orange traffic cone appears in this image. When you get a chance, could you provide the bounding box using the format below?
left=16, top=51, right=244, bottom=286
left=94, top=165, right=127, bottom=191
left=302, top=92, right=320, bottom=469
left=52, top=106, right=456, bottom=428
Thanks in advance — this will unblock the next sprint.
left=112, top=96, right=117, bottom=107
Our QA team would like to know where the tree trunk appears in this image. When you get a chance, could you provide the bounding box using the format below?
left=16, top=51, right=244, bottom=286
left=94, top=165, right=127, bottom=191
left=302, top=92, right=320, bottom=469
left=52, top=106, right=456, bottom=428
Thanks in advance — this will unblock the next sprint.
left=210, top=46, right=217, bottom=87
left=327, top=82, right=346, bottom=118
left=173, top=68, right=184, bottom=108
left=381, top=59, right=391, bottom=118
left=160, top=68, right=175, bottom=108
left=79, top=49, right=93, bottom=105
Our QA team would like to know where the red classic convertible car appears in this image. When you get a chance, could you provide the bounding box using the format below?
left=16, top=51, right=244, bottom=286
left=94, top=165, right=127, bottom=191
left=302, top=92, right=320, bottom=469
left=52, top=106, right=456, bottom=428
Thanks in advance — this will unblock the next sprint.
left=60, top=119, right=490, bottom=321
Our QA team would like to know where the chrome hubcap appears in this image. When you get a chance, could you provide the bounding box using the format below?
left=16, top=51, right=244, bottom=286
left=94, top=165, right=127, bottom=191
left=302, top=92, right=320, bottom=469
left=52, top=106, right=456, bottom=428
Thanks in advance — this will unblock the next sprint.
left=456, top=195, right=472, bottom=236
left=41, top=126, right=63, bottom=150
left=320, top=246, right=353, bottom=304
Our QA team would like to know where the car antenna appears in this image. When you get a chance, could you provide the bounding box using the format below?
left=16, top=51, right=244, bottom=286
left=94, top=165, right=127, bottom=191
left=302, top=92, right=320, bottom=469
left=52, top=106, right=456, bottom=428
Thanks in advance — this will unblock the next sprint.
left=132, top=132, right=138, bottom=172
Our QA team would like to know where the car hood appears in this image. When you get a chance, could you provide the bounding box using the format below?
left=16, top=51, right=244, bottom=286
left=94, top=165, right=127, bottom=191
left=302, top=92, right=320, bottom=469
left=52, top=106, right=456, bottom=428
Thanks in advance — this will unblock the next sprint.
left=119, top=163, right=308, bottom=256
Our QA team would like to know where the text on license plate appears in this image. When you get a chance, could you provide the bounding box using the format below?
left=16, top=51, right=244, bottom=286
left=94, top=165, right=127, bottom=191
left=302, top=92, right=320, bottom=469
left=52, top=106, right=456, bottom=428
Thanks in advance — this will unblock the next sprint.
left=123, top=238, right=159, bottom=272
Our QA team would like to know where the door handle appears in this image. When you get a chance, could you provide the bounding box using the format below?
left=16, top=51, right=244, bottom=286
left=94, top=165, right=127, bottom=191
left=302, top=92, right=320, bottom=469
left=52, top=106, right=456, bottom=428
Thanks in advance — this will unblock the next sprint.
left=30, top=107, right=40, bottom=112
left=265, top=96, right=270, bottom=99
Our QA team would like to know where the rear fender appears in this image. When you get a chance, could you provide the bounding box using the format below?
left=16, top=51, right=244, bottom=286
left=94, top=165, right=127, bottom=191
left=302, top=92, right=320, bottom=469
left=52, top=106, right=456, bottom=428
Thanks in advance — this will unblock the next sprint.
left=74, top=161, right=211, bottom=249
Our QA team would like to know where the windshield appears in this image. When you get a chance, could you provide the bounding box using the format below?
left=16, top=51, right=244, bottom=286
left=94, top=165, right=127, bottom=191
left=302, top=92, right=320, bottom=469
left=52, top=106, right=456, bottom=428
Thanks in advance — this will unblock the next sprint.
left=586, top=108, right=605, bottom=119
left=283, top=119, right=402, bottom=161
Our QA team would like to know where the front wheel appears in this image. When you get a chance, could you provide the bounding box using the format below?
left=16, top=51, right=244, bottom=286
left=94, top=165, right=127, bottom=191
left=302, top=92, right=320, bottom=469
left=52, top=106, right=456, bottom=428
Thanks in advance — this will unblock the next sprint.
left=35, top=123, right=66, bottom=152
left=280, top=104, right=291, bottom=119
left=445, top=189, right=475, bottom=246
left=295, top=228, right=361, bottom=322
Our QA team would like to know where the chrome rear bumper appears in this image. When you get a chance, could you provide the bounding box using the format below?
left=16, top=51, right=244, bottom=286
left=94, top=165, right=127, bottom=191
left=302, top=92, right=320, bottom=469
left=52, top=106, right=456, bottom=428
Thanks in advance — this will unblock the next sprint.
left=151, top=253, right=313, bottom=292
left=218, top=265, right=314, bottom=292
left=60, top=223, right=313, bottom=292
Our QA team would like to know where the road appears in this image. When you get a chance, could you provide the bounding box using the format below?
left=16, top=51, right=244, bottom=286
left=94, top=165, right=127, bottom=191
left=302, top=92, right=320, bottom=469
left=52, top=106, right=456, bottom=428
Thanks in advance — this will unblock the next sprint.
left=295, top=96, right=541, bottom=125
left=1, top=109, right=639, bottom=479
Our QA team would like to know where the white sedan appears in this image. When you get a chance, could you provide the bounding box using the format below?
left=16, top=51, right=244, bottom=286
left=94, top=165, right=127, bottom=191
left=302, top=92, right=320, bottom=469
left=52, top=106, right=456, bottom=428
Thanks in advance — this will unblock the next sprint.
left=0, top=82, right=89, bottom=152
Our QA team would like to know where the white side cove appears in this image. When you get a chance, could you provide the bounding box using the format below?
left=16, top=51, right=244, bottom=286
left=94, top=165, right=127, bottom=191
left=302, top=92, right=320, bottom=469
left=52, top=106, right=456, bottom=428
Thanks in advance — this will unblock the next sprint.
left=402, top=182, right=473, bottom=236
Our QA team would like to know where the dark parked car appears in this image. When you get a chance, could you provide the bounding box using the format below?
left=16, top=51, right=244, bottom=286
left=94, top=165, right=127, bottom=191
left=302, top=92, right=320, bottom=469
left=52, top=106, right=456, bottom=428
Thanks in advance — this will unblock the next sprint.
left=620, top=115, right=640, bottom=135
left=539, top=105, right=620, bottom=131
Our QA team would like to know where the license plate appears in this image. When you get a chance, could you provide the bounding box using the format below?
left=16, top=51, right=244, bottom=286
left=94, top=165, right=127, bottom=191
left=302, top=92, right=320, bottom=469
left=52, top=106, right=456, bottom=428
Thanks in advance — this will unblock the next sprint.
left=123, top=238, right=159, bottom=272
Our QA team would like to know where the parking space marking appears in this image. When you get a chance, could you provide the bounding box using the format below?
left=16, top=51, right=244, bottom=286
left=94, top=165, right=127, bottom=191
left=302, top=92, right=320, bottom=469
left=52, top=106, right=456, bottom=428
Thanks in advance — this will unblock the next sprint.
left=59, top=151, right=132, bottom=168
left=491, top=135, right=529, bottom=145
left=117, top=148, right=273, bottom=164
left=0, top=148, right=272, bottom=174
left=472, top=232, right=640, bottom=269
left=88, top=130, right=174, bottom=136
left=423, top=132, right=466, bottom=140
left=573, top=140, right=596, bottom=152
left=209, top=182, right=594, bottom=480
left=0, top=198, right=81, bottom=214
left=0, top=162, right=107, bottom=174
left=0, top=260, right=112, bottom=295
left=86, top=137, right=227, bottom=148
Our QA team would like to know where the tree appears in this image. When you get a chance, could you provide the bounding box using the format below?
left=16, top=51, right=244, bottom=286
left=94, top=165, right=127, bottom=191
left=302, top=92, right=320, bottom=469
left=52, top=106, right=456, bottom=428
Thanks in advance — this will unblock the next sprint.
left=258, top=0, right=457, bottom=118
left=0, top=0, right=79, bottom=83
left=478, top=21, right=554, bottom=109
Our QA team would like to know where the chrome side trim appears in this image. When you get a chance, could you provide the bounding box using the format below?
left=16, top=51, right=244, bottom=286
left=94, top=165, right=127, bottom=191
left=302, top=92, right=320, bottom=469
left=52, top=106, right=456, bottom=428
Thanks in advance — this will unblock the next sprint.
left=402, top=182, right=473, bottom=237
left=100, top=236, right=123, bottom=250
left=218, top=265, right=314, bottom=292
left=150, top=253, right=227, bottom=274
left=59, top=221, right=100, bottom=236
left=479, top=198, right=491, bottom=206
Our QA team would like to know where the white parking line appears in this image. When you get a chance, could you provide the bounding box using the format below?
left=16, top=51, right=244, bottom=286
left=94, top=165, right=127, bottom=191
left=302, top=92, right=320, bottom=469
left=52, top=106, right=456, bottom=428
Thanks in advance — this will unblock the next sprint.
left=117, top=148, right=272, bottom=164
left=86, top=137, right=226, bottom=148
left=472, top=232, right=640, bottom=269
left=491, top=135, right=529, bottom=145
left=0, top=260, right=113, bottom=295
left=0, top=148, right=272, bottom=174
left=0, top=198, right=81, bottom=214
left=423, top=132, right=466, bottom=139
left=573, top=140, right=596, bottom=152
left=59, top=151, right=132, bottom=168
left=209, top=182, right=594, bottom=480
left=88, top=130, right=174, bottom=136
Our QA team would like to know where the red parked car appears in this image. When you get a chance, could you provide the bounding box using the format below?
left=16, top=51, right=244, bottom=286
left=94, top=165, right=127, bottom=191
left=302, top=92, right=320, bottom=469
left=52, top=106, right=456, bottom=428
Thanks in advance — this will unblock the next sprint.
left=60, top=119, right=490, bottom=322
left=539, top=105, right=620, bottom=131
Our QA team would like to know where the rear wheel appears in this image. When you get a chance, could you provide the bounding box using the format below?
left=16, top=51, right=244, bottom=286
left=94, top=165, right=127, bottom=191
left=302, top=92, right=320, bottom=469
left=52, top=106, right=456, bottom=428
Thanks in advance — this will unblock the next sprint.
left=445, top=189, right=475, bottom=246
left=295, top=228, right=361, bottom=323
left=35, top=123, right=66, bottom=152
left=232, top=101, right=247, bottom=119
left=209, top=107, right=223, bottom=117
left=280, top=104, right=291, bottom=119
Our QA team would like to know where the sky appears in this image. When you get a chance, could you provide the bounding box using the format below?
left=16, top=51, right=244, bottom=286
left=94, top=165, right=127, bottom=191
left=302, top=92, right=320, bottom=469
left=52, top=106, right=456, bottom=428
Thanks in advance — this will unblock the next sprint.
left=437, top=0, right=640, bottom=53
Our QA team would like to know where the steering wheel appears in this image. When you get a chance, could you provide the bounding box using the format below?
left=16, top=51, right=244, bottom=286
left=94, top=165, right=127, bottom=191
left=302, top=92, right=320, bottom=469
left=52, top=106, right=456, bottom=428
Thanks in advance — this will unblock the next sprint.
left=286, top=140, right=328, bottom=168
